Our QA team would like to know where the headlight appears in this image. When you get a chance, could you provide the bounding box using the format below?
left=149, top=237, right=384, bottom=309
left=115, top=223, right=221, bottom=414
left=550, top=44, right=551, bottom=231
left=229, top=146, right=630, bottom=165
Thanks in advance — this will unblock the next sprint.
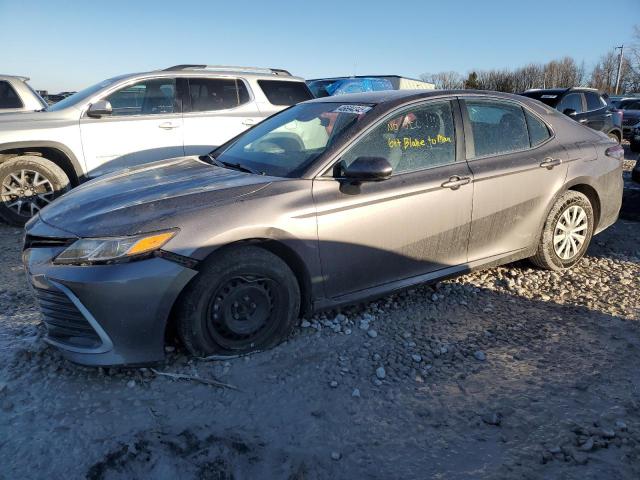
left=54, top=230, right=177, bottom=265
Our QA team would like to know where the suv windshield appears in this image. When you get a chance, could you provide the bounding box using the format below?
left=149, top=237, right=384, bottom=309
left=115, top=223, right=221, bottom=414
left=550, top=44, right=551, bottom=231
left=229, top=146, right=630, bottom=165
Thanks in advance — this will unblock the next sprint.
left=215, top=102, right=373, bottom=177
left=47, top=74, right=131, bottom=111
left=619, top=100, right=640, bottom=110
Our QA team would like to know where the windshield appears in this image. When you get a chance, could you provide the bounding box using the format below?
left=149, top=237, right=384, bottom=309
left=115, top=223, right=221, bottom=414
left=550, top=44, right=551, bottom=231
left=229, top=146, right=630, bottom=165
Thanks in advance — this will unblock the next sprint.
left=619, top=100, right=640, bottom=110
left=215, top=102, right=373, bottom=177
left=47, top=74, right=131, bottom=111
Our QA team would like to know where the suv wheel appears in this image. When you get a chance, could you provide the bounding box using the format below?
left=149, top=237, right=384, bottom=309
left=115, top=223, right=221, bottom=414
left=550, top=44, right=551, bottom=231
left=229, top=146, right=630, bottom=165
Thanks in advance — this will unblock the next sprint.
left=176, top=246, right=301, bottom=357
left=607, top=132, right=620, bottom=144
left=530, top=191, right=594, bottom=271
left=0, top=156, right=70, bottom=226
left=631, top=139, right=640, bottom=153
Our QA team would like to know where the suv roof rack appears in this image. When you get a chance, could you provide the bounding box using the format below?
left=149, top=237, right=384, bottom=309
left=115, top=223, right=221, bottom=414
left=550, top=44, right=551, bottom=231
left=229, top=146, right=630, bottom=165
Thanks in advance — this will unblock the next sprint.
left=162, top=64, right=292, bottom=76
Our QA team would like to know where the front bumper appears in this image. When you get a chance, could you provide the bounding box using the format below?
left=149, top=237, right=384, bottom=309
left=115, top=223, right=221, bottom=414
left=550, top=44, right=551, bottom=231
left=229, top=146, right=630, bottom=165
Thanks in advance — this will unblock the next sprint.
left=23, top=224, right=197, bottom=366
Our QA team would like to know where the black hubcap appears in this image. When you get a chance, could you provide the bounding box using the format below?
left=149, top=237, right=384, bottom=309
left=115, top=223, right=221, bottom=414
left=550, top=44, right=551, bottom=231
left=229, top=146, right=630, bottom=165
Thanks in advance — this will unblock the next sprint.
left=207, top=276, right=276, bottom=345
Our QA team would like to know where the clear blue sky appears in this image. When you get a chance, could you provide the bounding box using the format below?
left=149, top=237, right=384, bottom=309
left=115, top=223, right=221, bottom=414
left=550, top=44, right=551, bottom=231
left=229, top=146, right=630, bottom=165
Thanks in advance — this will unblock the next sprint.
left=1, top=0, right=638, bottom=92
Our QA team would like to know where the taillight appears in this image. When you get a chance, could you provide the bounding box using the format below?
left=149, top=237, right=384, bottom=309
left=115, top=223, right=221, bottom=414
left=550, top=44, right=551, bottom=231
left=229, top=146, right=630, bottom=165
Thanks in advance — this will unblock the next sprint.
left=605, top=144, right=624, bottom=161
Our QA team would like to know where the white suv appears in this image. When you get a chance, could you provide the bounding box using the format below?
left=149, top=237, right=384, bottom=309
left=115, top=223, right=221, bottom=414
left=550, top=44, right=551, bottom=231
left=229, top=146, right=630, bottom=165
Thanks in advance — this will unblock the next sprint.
left=0, top=65, right=312, bottom=225
left=0, top=75, right=48, bottom=114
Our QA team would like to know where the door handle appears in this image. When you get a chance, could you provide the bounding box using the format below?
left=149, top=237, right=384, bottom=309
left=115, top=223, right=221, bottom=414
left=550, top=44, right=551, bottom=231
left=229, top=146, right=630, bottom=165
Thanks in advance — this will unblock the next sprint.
left=158, top=122, right=179, bottom=130
left=539, top=158, right=562, bottom=169
left=441, top=176, right=471, bottom=190
left=241, top=119, right=255, bottom=126
left=578, top=118, right=588, bottom=124
left=604, top=113, right=612, bottom=117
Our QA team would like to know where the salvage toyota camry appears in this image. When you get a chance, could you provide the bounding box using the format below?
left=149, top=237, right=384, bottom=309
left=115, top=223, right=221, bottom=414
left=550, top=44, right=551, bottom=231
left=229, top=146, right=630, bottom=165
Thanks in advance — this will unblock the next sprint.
left=23, top=90, right=624, bottom=366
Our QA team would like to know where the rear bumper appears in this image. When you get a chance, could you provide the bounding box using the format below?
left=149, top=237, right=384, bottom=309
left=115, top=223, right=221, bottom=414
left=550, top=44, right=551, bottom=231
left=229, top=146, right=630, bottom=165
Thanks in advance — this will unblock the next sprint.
left=24, top=245, right=197, bottom=366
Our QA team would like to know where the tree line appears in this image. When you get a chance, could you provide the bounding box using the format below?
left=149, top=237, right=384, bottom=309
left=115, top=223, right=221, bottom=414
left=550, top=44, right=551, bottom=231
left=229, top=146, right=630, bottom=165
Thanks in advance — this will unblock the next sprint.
left=420, top=26, right=640, bottom=94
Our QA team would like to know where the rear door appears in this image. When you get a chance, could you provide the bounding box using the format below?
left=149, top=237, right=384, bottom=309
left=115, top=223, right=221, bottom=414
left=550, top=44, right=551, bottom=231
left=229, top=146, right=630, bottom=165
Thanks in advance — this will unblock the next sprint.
left=313, top=99, right=473, bottom=297
left=80, top=77, right=183, bottom=177
left=181, top=77, right=263, bottom=156
left=461, top=97, right=568, bottom=262
left=582, top=92, right=610, bottom=132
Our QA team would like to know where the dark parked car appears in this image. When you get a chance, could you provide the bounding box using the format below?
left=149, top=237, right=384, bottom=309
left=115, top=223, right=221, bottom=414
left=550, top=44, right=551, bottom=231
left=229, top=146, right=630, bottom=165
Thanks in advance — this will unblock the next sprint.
left=522, top=88, right=622, bottom=142
left=617, top=98, right=640, bottom=151
left=23, top=90, right=624, bottom=366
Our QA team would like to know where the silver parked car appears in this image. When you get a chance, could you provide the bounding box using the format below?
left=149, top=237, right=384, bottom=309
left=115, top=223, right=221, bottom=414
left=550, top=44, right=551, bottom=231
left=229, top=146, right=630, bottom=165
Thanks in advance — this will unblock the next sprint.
left=23, top=90, right=623, bottom=366
left=0, top=75, right=48, bottom=113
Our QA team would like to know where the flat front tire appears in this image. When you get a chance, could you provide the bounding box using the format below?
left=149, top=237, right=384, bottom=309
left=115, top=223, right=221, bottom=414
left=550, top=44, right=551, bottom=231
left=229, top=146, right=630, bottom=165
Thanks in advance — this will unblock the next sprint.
left=530, top=191, right=594, bottom=271
left=0, top=156, right=70, bottom=226
left=176, top=246, right=301, bottom=357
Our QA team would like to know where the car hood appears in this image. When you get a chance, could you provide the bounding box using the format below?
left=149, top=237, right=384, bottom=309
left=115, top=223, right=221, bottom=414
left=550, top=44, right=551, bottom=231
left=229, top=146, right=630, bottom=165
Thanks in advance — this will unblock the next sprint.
left=38, top=156, right=275, bottom=237
left=0, top=109, right=73, bottom=130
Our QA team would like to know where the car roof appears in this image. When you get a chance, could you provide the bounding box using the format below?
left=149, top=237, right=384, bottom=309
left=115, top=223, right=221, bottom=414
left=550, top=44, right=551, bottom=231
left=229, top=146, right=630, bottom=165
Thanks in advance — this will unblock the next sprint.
left=0, top=74, right=29, bottom=82
left=304, top=89, right=534, bottom=105
left=525, top=87, right=601, bottom=95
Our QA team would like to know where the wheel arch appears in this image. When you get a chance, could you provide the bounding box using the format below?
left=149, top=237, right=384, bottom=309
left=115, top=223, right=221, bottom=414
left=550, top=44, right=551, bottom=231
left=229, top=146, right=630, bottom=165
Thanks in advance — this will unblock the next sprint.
left=164, top=238, right=314, bottom=345
left=0, top=141, right=84, bottom=186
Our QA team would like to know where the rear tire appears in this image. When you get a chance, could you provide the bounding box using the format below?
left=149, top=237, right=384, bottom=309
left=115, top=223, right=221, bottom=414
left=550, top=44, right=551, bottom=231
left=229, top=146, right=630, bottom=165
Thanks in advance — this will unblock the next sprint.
left=631, top=139, right=640, bottom=153
left=176, top=245, right=301, bottom=357
left=0, top=156, right=70, bottom=226
left=530, top=191, right=594, bottom=271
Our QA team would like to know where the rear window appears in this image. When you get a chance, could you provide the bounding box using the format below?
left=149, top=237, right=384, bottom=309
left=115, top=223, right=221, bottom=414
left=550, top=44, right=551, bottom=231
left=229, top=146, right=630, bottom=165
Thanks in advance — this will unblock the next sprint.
left=0, top=81, right=23, bottom=109
left=521, top=91, right=560, bottom=108
left=258, top=80, right=313, bottom=106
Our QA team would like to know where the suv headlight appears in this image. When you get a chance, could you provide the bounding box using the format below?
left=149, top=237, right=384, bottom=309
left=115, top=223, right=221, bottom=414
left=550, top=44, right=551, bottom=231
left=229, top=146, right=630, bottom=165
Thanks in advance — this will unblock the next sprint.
left=54, top=230, right=177, bottom=265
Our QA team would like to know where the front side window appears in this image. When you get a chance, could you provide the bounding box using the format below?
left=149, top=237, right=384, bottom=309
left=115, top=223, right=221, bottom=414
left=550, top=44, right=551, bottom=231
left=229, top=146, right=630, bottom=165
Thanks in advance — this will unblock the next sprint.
left=557, top=93, right=583, bottom=113
left=216, top=102, right=371, bottom=177
left=341, top=101, right=456, bottom=175
left=525, top=111, right=551, bottom=146
left=585, top=92, right=605, bottom=111
left=188, top=78, right=250, bottom=112
left=465, top=100, right=529, bottom=157
left=0, top=81, right=23, bottom=109
left=258, top=80, right=313, bottom=106
left=105, top=78, right=176, bottom=116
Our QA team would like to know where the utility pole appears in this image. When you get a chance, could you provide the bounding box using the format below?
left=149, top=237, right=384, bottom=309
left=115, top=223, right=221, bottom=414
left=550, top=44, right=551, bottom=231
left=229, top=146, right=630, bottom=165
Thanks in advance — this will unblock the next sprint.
left=614, top=45, right=624, bottom=94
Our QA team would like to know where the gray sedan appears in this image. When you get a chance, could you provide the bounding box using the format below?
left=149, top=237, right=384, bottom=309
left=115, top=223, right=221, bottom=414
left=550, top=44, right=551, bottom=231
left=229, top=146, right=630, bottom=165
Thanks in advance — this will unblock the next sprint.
left=23, top=90, right=624, bottom=366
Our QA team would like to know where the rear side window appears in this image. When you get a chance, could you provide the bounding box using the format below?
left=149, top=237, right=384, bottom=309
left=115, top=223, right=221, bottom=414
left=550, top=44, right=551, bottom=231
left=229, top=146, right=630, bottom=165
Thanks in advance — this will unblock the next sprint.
left=464, top=100, right=529, bottom=157
left=525, top=111, right=551, bottom=146
left=188, top=78, right=250, bottom=112
left=106, top=78, right=176, bottom=116
left=557, top=93, right=583, bottom=114
left=0, top=81, right=23, bottom=109
left=586, top=92, right=605, bottom=111
left=258, top=80, right=313, bottom=105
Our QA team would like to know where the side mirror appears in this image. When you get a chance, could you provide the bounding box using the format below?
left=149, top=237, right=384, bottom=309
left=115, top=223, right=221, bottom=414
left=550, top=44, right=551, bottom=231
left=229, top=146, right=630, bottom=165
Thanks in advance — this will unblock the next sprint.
left=562, top=108, right=577, bottom=117
left=342, top=156, right=392, bottom=182
left=87, top=100, right=113, bottom=118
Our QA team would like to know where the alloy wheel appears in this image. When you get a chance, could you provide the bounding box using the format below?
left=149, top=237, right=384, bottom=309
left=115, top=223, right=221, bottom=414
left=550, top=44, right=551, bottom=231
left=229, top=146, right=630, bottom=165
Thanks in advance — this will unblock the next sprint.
left=1, top=169, right=55, bottom=218
left=553, top=205, right=588, bottom=260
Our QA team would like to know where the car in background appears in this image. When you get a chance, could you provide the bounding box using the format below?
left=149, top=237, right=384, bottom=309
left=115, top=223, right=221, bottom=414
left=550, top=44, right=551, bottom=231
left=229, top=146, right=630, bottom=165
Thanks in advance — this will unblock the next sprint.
left=0, top=75, right=48, bottom=113
left=307, top=75, right=434, bottom=98
left=23, top=89, right=623, bottom=366
left=617, top=98, right=640, bottom=147
left=0, top=65, right=313, bottom=225
left=521, top=88, right=622, bottom=142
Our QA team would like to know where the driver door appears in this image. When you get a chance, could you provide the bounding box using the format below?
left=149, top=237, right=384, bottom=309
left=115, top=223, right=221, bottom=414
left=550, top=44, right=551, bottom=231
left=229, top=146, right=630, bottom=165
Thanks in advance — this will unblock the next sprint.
left=312, top=100, right=473, bottom=298
left=80, top=77, right=184, bottom=177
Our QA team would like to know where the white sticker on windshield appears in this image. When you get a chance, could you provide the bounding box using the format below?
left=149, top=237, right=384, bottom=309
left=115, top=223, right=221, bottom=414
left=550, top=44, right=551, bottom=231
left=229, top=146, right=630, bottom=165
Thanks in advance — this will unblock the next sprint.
left=333, top=104, right=372, bottom=114
left=541, top=95, right=557, bottom=99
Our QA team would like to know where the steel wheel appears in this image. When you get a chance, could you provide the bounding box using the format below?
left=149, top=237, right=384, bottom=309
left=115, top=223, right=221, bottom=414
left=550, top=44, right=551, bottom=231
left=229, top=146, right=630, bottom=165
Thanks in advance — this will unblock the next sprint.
left=1, top=169, right=55, bottom=218
left=553, top=205, right=588, bottom=260
left=206, top=275, right=280, bottom=349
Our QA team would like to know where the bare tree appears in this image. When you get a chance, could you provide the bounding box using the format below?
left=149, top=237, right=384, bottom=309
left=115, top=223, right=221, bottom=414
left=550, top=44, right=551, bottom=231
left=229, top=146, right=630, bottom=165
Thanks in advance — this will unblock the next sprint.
left=419, top=71, right=464, bottom=89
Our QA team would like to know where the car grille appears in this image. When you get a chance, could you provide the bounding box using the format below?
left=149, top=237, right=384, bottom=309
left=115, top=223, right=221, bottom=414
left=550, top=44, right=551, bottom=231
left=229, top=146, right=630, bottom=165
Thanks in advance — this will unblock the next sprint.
left=24, top=234, right=74, bottom=250
left=622, top=117, right=638, bottom=126
left=33, top=286, right=102, bottom=349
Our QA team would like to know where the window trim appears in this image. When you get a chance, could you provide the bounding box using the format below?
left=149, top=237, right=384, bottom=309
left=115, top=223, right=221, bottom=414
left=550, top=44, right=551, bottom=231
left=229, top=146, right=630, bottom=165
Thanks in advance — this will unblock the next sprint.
left=0, top=80, right=24, bottom=109
left=460, top=97, right=555, bottom=161
left=182, top=77, right=254, bottom=115
left=319, top=98, right=462, bottom=178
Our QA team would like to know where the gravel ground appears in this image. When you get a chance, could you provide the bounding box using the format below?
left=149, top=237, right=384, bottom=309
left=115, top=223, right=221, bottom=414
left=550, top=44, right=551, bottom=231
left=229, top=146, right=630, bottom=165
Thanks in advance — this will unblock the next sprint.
left=0, top=149, right=638, bottom=480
